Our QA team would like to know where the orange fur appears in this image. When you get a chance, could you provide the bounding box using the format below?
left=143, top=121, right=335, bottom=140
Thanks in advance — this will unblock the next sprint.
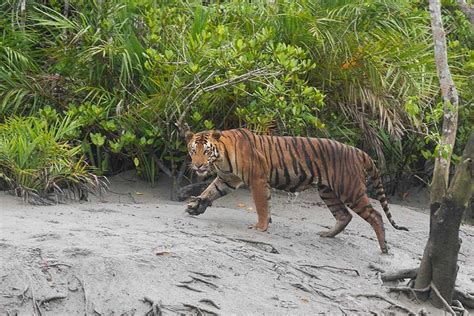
left=185, top=128, right=408, bottom=253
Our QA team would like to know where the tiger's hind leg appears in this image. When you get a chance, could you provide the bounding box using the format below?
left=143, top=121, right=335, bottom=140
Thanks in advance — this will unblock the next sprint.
left=350, top=193, right=388, bottom=253
left=318, top=185, right=352, bottom=237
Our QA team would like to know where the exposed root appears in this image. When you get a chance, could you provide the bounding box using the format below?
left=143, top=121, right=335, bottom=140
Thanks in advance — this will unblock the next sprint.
left=199, top=299, right=221, bottom=310
left=73, top=275, right=90, bottom=314
left=45, top=262, right=72, bottom=268
left=182, top=303, right=219, bottom=316
left=292, top=266, right=321, bottom=280
left=142, top=296, right=163, bottom=316
left=187, top=276, right=219, bottom=289
left=387, top=284, right=430, bottom=304
left=368, top=263, right=386, bottom=274
left=301, top=264, right=360, bottom=276
left=108, top=190, right=137, bottom=203
left=381, top=268, right=418, bottom=282
left=429, top=282, right=456, bottom=316
left=38, top=294, right=67, bottom=306
left=176, top=283, right=203, bottom=292
left=229, top=238, right=279, bottom=254
left=454, top=289, right=474, bottom=309
left=356, top=293, right=416, bottom=315
left=189, top=271, right=221, bottom=279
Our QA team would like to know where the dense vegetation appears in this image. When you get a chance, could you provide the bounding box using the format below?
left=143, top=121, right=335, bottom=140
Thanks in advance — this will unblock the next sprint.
left=0, top=0, right=472, bottom=200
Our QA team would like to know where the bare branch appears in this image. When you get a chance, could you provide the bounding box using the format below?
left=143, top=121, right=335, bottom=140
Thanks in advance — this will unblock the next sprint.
left=175, top=67, right=281, bottom=135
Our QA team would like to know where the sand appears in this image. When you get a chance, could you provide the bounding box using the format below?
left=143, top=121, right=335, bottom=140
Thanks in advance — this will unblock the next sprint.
left=1, top=171, right=473, bottom=315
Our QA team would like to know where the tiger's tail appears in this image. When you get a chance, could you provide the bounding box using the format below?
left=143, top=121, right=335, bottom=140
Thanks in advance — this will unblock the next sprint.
left=364, top=155, right=409, bottom=231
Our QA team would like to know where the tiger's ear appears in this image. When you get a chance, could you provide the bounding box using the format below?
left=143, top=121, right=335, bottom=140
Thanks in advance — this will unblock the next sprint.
left=212, top=130, right=221, bottom=140
left=185, top=131, right=194, bottom=143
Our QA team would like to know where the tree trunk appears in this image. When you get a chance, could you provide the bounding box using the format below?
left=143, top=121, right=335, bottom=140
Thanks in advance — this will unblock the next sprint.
left=455, top=0, right=474, bottom=31
left=428, top=0, right=460, bottom=205
left=415, top=132, right=474, bottom=308
left=463, top=197, right=474, bottom=224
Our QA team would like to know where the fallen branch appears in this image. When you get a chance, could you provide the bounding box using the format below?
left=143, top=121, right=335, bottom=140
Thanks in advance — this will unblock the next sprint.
left=301, top=264, right=360, bottom=276
left=381, top=268, right=417, bottom=282
left=356, top=294, right=416, bottom=315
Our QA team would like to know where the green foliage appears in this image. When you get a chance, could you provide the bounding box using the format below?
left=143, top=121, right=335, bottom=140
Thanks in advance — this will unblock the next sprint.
left=0, top=0, right=471, bottom=190
left=0, top=115, right=108, bottom=204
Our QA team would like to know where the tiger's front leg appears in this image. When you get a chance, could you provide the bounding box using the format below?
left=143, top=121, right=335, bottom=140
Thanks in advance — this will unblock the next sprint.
left=186, top=176, right=241, bottom=216
left=249, top=179, right=272, bottom=232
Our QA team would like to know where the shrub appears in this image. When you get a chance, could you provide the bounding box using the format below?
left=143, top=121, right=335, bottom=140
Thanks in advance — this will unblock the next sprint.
left=0, top=115, right=108, bottom=204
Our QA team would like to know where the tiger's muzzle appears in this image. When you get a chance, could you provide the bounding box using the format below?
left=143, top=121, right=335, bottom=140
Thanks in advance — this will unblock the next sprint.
left=193, top=164, right=210, bottom=177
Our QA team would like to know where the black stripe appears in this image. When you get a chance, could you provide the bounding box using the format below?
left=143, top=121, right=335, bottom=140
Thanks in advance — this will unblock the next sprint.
left=298, top=137, right=314, bottom=186
left=214, top=183, right=225, bottom=196
left=306, top=138, right=322, bottom=185
left=222, top=179, right=237, bottom=190
left=315, top=138, right=330, bottom=185
left=221, top=140, right=233, bottom=173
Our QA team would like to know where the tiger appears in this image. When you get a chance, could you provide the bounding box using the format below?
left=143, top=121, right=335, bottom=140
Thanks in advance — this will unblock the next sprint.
left=184, top=128, right=408, bottom=253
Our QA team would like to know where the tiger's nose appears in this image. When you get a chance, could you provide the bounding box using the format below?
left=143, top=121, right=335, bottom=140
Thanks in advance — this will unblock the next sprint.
left=195, top=163, right=204, bottom=169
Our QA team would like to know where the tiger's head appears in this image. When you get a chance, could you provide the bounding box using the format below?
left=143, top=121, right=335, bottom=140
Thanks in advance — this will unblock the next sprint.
left=185, top=130, right=222, bottom=177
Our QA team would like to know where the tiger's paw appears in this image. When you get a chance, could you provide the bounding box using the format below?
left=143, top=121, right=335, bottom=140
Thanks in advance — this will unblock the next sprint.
left=185, top=196, right=211, bottom=216
left=248, top=222, right=269, bottom=232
